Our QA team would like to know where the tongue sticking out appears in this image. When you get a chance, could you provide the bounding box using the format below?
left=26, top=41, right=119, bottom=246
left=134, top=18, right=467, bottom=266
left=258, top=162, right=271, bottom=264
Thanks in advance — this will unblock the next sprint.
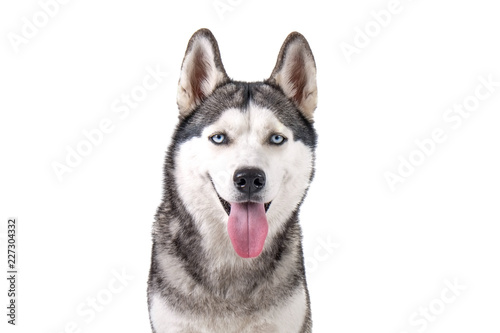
left=227, top=202, right=268, bottom=258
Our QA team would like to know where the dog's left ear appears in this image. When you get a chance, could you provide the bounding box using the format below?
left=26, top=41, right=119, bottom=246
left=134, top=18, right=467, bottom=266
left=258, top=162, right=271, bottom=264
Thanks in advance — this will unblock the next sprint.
left=177, top=28, right=230, bottom=118
left=267, top=32, right=317, bottom=121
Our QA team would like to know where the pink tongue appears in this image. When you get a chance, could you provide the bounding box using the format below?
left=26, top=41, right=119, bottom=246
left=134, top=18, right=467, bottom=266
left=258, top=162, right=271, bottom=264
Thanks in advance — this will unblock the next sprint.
left=227, top=202, right=268, bottom=258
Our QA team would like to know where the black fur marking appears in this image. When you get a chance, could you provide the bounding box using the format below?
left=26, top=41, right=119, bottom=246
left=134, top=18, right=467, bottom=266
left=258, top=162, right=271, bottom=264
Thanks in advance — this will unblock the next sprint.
left=218, top=195, right=232, bottom=215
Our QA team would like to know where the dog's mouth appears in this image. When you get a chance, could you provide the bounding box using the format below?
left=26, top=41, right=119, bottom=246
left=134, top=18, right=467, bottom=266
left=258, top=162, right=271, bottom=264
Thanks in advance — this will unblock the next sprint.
left=212, top=186, right=271, bottom=259
left=216, top=193, right=271, bottom=216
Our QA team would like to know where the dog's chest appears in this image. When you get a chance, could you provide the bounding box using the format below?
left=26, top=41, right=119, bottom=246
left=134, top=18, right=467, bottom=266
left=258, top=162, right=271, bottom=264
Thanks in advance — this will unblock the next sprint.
left=149, top=285, right=307, bottom=333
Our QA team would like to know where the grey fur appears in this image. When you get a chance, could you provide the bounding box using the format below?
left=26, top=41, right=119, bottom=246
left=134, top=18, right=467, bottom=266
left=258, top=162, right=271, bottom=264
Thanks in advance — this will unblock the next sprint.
left=148, top=29, right=317, bottom=333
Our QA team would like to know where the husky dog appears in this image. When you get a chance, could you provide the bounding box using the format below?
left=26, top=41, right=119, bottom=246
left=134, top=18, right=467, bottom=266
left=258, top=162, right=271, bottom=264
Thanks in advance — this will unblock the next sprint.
left=148, top=28, right=318, bottom=333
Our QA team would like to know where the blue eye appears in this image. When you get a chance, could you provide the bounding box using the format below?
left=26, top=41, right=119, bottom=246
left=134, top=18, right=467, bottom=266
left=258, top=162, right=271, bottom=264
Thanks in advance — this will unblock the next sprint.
left=210, top=133, right=227, bottom=144
left=270, top=134, right=286, bottom=145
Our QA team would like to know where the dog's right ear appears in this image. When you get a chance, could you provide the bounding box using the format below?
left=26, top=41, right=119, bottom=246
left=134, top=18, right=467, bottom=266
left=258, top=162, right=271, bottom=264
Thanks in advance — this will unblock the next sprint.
left=177, top=29, right=230, bottom=118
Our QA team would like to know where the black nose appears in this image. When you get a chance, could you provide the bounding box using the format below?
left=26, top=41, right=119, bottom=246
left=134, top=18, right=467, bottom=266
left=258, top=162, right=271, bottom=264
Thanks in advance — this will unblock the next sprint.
left=233, top=168, right=266, bottom=195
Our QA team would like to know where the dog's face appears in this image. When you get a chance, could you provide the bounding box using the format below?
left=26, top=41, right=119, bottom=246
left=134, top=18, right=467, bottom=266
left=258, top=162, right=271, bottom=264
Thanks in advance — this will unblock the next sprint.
left=171, top=29, right=317, bottom=259
left=205, top=105, right=309, bottom=206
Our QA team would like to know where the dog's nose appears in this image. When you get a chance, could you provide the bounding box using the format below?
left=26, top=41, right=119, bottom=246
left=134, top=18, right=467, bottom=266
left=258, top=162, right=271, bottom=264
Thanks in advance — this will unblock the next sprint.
left=233, top=168, right=266, bottom=195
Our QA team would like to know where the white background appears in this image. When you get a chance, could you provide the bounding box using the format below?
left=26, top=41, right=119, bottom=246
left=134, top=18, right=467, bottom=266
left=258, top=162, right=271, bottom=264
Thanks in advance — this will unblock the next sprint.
left=1, top=0, right=500, bottom=332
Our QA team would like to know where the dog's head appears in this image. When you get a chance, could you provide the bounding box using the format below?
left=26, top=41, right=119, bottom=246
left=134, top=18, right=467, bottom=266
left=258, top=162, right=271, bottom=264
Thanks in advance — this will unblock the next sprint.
left=170, top=29, right=317, bottom=259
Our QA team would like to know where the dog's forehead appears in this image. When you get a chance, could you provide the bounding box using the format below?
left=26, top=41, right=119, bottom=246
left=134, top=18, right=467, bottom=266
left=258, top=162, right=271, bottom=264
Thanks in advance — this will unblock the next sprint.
left=174, top=82, right=317, bottom=148
left=207, top=105, right=287, bottom=136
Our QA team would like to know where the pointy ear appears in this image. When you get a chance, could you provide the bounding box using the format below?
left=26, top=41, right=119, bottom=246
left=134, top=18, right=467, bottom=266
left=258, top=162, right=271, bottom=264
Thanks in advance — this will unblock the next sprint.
left=177, top=28, right=230, bottom=117
left=267, top=32, right=317, bottom=121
